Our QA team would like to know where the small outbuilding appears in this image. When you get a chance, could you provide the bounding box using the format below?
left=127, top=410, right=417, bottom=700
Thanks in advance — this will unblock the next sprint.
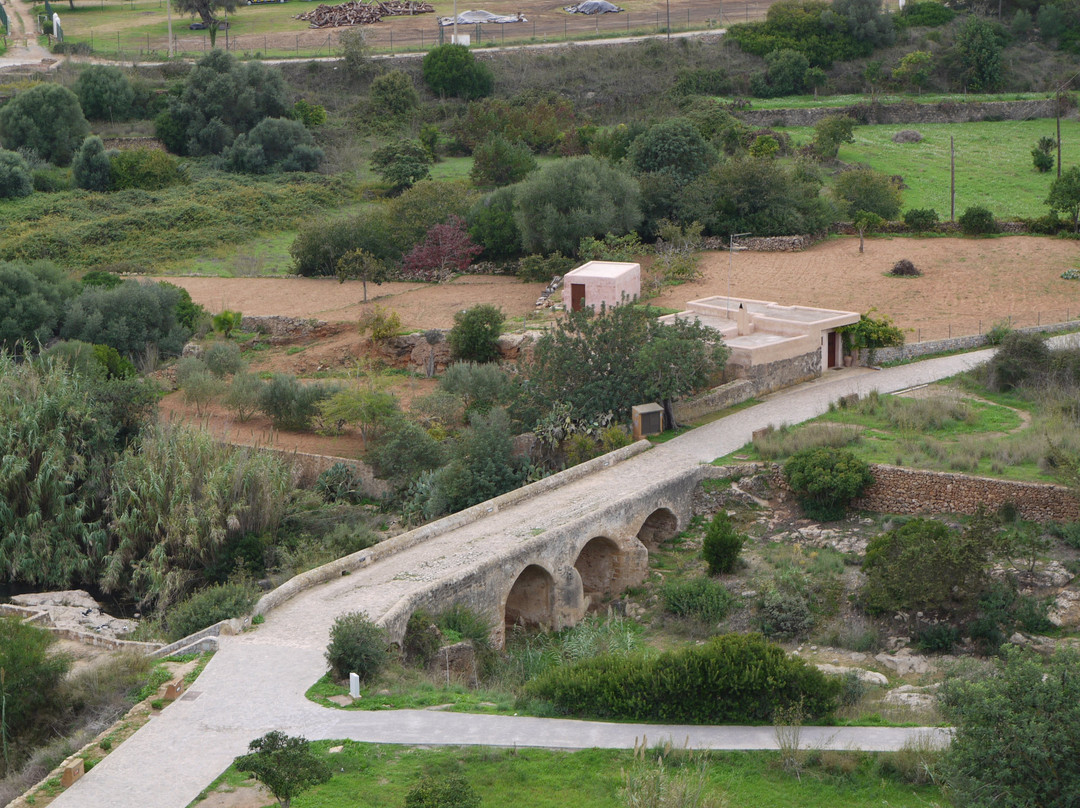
left=563, top=261, right=641, bottom=312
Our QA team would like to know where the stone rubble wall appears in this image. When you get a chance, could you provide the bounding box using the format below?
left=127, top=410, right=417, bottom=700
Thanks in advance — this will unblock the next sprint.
left=872, top=321, right=1080, bottom=363
left=240, top=315, right=327, bottom=339
left=701, top=234, right=820, bottom=252
left=251, top=446, right=391, bottom=498
left=737, top=98, right=1063, bottom=128
left=770, top=463, right=1078, bottom=522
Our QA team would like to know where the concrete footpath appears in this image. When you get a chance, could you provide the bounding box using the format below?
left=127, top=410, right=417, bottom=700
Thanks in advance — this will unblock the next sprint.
left=48, top=347, right=1005, bottom=808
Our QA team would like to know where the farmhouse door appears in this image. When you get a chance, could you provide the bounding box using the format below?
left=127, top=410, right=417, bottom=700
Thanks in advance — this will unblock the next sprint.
left=570, top=283, right=585, bottom=311
left=827, top=332, right=837, bottom=368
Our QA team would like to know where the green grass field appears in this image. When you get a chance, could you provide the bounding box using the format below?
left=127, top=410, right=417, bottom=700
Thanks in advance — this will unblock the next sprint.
left=193, top=743, right=946, bottom=808
left=781, top=118, right=1080, bottom=219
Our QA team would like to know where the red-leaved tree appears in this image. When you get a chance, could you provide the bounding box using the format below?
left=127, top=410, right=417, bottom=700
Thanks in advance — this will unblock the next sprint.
left=400, top=216, right=482, bottom=282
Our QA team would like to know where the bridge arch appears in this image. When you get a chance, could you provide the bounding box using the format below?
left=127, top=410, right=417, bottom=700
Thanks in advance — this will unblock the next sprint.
left=503, top=564, right=556, bottom=630
left=574, top=536, right=624, bottom=609
left=636, top=507, right=679, bottom=550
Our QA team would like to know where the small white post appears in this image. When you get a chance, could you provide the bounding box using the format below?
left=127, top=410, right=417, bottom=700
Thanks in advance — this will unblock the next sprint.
left=349, top=672, right=360, bottom=698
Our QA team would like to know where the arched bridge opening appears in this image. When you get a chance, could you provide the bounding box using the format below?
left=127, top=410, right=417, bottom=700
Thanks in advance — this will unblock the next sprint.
left=636, top=507, right=679, bottom=550
left=574, top=536, right=624, bottom=611
left=503, top=564, right=555, bottom=631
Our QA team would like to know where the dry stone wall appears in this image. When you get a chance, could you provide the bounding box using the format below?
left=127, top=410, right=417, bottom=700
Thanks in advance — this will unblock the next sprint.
left=737, top=98, right=1063, bottom=128
left=872, top=321, right=1080, bottom=364
left=855, top=465, right=1079, bottom=522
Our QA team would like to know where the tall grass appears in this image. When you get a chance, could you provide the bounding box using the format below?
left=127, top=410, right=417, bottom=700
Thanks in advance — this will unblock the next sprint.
left=752, top=423, right=862, bottom=460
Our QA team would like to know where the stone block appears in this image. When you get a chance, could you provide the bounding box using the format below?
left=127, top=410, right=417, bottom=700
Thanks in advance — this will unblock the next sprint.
left=61, top=759, right=84, bottom=788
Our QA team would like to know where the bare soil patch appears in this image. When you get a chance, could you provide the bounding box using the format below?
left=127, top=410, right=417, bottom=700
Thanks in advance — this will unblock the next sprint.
left=162, top=274, right=545, bottom=331
left=656, top=236, right=1080, bottom=341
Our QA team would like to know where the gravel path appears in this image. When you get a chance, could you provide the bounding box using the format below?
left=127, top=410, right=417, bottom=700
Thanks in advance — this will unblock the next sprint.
left=48, top=349, right=999, bottom=808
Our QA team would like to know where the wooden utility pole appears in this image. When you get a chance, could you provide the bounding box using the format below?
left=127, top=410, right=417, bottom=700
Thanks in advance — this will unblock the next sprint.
left=1057, top=94, right=1063, bottom=178
left=950, top=135, right=955, bottom=222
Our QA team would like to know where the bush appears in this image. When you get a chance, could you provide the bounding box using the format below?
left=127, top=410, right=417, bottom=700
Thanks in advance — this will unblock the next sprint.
left=661, top=577, right=735, bottom=623
left=358, top=305, right=402, bottom=340
left=368, top=419, right=445, bottom=488
left=524, top=633, right=841, bottom=723
left=225, top=372, right=263, bottom=422
left=782, top=447, right=873, bottom=521
left=0, top=262, right=77, bottom=352
left=370, top=140, right=431, bottom=193
left=448, top=304, right=505, bottom=363
left=914, top=623, right=960, bottom=654
left=60, top=279, right=191, bottom=357
left=258, top=374, right=336, bottom=431
left=467, top=186, right=522, bottom=260
left=155, top=51, right=290, bottom=157
left=958, top=205, right=998, bottom=235
left=953, top=15, right=1003, bottom=92
left=325, top=611, right=389, bottom=681
left=514, top=156, right=642, bottom=255
left=422, top=44, right=494, bottom=100
left=437, top=603, right=493, bottom=648
left=109, top=148, right=183, bottom=191
left=400, top=216, right=482, bottom=282
left=469, top=133, right=537, bottom=187
left=903, top=207, right=939, bottom=232
left=164, top=581, right=258, bottom=642
left=31, top=165, right=73, bottom=192
left=314, top=462, right=367, bottom=504
left=403, top=609, right=441, bottom=666
left=702, top=511, right=745, bottom=575
left=72, top=136, right=112, bottom=192
left=900, top=0, right=954, bottom=26
left=74, top=65, right=134, bottom=121
left=0, top=617, right=70, bottom=739
left=370, top=70, right=419, bottom=115
left=292, top=99, right=326, bottom=128
left=222, top=117, right=324, bottom=174
left=628, top=117, right=715, bottom=186
left=212, top=309, right=243, bottom=338
left=386, top=180, right=479, bottom=254
left=514, top=251, right=572, bottom=282
left=291, top=208, right=397, bottom=277
left=988, top=331, right=1050, bottom=392
left=405, top=775, right=481, bottom=808
left=834, top=168, right=902, bottom=220
left=862, top=516, right=996, bottom=615
left=203, top=340, right=244, bottom=376
left=0, top=83, right=90, bottom=166
left=454, top=93, right=577, bottom=155
left=891, top=258, right=921, bottom=277
left=0, top=148, right=33, bottom=199
left=758, top=588, right=813, bottom=639
left=235, top=732, right=331, bottom=808
left=438, top=361, right=515, bottom=411
left=941, top=646, right=1080, bottom=806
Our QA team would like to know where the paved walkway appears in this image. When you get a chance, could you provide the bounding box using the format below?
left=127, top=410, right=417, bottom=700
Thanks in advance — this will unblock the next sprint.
left=49, top=349, right=1001, bottom=808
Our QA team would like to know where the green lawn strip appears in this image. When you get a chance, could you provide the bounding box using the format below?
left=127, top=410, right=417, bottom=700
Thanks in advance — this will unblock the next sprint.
left=192, top=742, right=945, bottom=808
left=779, top=118, right=1080, bottom=219
left=307, top=673, right=515, bottom=714
left=159, top=230, right=299, bottom=277
left=721, top=91, right=1056, bottom=110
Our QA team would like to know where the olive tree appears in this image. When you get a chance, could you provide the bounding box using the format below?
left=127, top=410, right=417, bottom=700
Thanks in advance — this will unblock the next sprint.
left=0, top=84, right=90, bottom=166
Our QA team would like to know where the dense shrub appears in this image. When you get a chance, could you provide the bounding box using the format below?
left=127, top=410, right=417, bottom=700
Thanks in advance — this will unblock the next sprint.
left=627, top=117, right=715, bottom=186
left=325, top=611, right=389, bottom=681
left=222, top=117, right=324, bottom=174
left=406, top=775, right=481, bottom=808
left=914, top=623, right=960, bottom=654
left=0, top=149, right=33, bottom=199
left=958, top=205, right=998, bottom=235
left=903, top=207, right=939, bottom=232
left=400, top=216, right=483, bottom=282
left=60, top=279, right=191, bottom=358
left=0, top=83, right=90, bottom=166
left=314, top=462, right=367, bottom=504
left=290, top=208, right=398, bottom=277
left=467, top=186, right=522, bottom=260
left=370, top=140, right=431, bottom=192
left=834, top=168, right=902, bottom=219
left=783, top=447, right=873, bottom=521
left=258, top=374, right=338, bottom=431
left=953, top=15, right=1004, bottom=92
left=0, top=261, right=79, bottom=353
left=403, top=608, right=441, bottom=666
left=702, top=511, right=746, bottom=575
left=524, top=633, right=841, bottom=723
left=824, top=0, right=896, bottom=48
left=941, top=646, right=1080, bottom=807
left=891, top=258, right=921, bottom=277
left=448, top=304, right=504, bottom=363
left=899, top=1, right=954, bottom=27
left=455, top=93, right=577, bottom=155
left=41, top=340, right=136, bottom=381
left=368, top=419, right=445, bottom=488
left=72, top=136, right=112, bottom=192
left=661, top=577, right=735, bottom=623
left=758, top=587, right=814, bottom=639
left=680, top=157, right=834, bottom=237
left=155, top=51, right=290, bottom=156
left=810, top=115, right=856, bottom=161
left=514, top=156, right=641, bottom=255
left=987, top=331, right=1051, bottom=392
left=203, top=341, right=245, bottom=377
left=514, top=251, right=572, bottom=282
left=107, top=148, right=184, bottom=191
left=422, top=44, right=494, bottom=100
left=164, top=581, right=258, bottom=642
left=31, top=164, right=73, bottom=192
left=386, top=180, right=479, bottom=254
left=469, top=133, right=537, bottom=187
left=438, top=361, right=516, bottom=411
left=862, top=517, right=996, bottom=615
left=370, top=70, right=420, bottom=115
left=0, top=618, right=70, bottom=740
left=752, top=47, right=811, bottom=97
left=74, top=65, right=135, bottom=121
left=727, top=0, right=868, bottom=67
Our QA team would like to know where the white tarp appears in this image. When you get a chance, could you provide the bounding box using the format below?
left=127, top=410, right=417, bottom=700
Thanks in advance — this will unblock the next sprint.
left=438, top=9, right=526, bottom=25
left=564, top=0, right=623, bottom=13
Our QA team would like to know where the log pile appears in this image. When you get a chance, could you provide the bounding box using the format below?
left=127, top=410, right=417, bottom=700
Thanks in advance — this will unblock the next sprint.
left=295, top=0, right=434, bottom=27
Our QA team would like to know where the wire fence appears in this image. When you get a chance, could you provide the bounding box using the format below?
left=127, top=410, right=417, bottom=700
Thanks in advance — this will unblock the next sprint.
left=904, top=309, right=1080, bottom=346
left=64, top=1, right=772, bottom=60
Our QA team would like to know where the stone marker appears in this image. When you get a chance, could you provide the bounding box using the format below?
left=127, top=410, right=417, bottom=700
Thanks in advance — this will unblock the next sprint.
left=61, top=759, right=85, bottom=788
left=349, top=672, right=360, bottom=698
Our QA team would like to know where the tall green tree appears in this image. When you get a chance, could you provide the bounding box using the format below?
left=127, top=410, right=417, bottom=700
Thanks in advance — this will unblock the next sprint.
left=0, top=84, right=90, bottom=166
left=0, top=262, right=79, bottom=353
left=1046, top=165, right=1080, bottom=232
left=235, top=732, right=331, bottom=808
left=952, top=15, right=1004, bottom=91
